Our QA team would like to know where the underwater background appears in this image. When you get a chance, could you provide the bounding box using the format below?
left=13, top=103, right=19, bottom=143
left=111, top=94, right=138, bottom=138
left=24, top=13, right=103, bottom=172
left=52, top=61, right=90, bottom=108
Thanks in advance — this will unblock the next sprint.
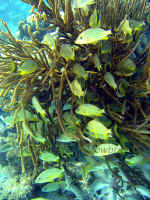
left=0, top=0, right=31, bottom=35
left=1, top=0, right=150, bottom=200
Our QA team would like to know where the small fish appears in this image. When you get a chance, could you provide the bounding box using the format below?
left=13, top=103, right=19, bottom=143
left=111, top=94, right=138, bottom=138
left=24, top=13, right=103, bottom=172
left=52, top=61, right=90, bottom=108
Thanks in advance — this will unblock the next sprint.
left=116, top=58, right=136, bottom=76
left=42, top=33, right=56, bottom=50
left=72, top=0, right=95, bottom=9
left=125, top=155, right=144, bottom=167
left=60, top=44, right=75, bottom=62
left=42, top=182, right=62, bottom=192
left=130, top=20, right=145, bottom=32
left=94, top=143, right=121, bottom=156
left=32, top=96, right=47, bottom=118
left=39, top=152, right=59, bottom=162
left=87, top=119, right=112, bottom=139
left=18, top=59, right=39, bottom=75
left=92, top=54, right=102, bottom=71
left=89, top=8, right=101, bottom=28
left=104, top=72, right=117, bottom=90
left=70, top=79, right=85, bottom=98
left=32, top=134, right=46, bottom=144
left=63, top=111, right=80, bottom=126
left=119, top=19, right=132, bottom=37
left=72, top=63, right=88, bottom=80
left=56, top=134, right=76, bottom=143
left=35, top=168, right=64, bottom=183
left=75, top=28, right=111, bottom=44
left=75, top=104, right=104, bottom=117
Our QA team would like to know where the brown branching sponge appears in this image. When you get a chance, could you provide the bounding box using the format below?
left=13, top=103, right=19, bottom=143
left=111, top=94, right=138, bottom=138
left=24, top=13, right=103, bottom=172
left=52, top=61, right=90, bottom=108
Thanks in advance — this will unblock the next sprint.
left=97, top=0, right=149, bottom=29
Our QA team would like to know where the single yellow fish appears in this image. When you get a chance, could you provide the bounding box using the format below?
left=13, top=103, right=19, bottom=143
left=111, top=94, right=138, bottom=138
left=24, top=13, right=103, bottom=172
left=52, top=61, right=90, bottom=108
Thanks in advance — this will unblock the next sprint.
left=35, top=168, right=64, bottom=183
left=72, top=0, right=95, bottom=9
left=118, top=19, right=132, bottom=37
left=70, top=79, right=85, bottom=98
left=75, top=104, right=104, bottom=117
left=87, top=119, right=112, bottom=139
left=18, top=59, right=39, bottom=75
left=42, top=33, right=56, bottom=51
left=75, top=28, right=111, bottom=44
left=60, top=44, right=75, bottom=62
left=72, top=63, right=88, bottom=80
left=94, top=143, right=121, bottom=156
left=32, top=96, right=47, bottom=118
left=104, top=72, right=117, bottom=90
left=116, top=58, right=136, bottom=76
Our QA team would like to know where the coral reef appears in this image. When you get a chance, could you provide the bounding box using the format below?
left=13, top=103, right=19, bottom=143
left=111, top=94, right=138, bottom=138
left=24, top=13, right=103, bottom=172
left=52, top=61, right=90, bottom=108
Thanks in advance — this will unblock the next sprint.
left=0, top=165, right=32, bottom=200
left=1, top=0, right=150, bottom=199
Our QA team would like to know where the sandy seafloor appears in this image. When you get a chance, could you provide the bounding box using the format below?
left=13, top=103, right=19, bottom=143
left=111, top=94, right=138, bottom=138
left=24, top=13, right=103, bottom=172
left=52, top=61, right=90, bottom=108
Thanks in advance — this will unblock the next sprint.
left=0, top=0, right=31, bottom=35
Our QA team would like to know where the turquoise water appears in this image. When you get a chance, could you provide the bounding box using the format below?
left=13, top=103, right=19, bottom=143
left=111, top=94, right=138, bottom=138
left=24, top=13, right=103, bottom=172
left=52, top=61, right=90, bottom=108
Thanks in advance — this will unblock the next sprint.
left=0, top=0, right=31, bottom=35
